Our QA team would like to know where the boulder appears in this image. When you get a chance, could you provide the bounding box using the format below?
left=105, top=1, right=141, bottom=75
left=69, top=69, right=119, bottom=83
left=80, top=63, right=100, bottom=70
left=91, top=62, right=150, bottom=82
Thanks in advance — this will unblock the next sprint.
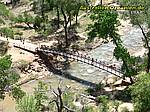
left=118, top=103, right=134, bottom=112
left=106, top=75, right=118, bottom=85
left=87, top=69, right=95, bottom=74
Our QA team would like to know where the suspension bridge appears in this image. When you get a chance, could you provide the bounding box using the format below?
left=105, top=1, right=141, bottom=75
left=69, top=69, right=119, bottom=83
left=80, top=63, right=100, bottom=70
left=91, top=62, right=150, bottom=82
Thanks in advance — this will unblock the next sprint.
left=13, top=42, right=124, bottom=78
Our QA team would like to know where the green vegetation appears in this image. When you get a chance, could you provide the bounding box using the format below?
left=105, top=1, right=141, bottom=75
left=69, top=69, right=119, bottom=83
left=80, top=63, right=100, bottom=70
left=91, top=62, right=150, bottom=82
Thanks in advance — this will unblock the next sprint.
left=87, top=9, right=137, bottom=83
left=0, top=41, right=8, bottom=55
left=17, top=95, right=40, bottom=112
left=120, top=0, right=150, bottom=73
left=0, top=55, right=24, bottom=99
left=129, top=73, right=150, bottom=112
left=0, top=27, right=14, bottom=39
left=0, top=0, right=150, bottom=111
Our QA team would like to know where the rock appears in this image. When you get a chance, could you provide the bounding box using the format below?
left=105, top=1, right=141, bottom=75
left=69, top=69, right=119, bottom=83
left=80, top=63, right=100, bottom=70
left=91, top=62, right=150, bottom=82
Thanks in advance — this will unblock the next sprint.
left=115, top=86, right=127, bottom=91
left=81, top=73, right=89, bottom=76
left=104, top=87, right=113, bottom=92
left=66, top=85, right=71, bottom=89
left=57, top=56, right=65, bottom=62
left=113, top=79, right=131, bottom=87
left=118, top=103, right=134, bottom=112
left=87, top=69, right=95, bottom=74
left=113, top=79, right=123, bottom=86
left=106, top=75, right=118, bottom=85
left=101, top=79, right=107, bottom=85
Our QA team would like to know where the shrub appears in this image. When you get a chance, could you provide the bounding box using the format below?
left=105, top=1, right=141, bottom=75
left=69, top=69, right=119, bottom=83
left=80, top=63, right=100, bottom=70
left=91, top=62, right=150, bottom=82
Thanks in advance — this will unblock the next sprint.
left=129, top=73, right=150, bottom=112
left=17, top=95, right=40, bottom=112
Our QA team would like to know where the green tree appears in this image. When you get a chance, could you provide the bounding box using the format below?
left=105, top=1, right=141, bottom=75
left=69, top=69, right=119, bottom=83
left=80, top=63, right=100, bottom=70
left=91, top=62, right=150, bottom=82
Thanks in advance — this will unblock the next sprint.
left=17, top=95, right=40, bottom=112
left=0, top=2, right=14, bottom=29
left=60, top=0, right=83, bottom=47
left=0, top=27, right=14, bottom=39
left=11, top=86, right=26, bottom=101
left=0, top=55, right=20, bottom=99
left=87, top=10, right=137, bottom=82
left=98, top=95, right=109, bottom=112
left=34, top=81, right=48, bottom=111
left=13, top=12, right=34, bottom=28
left=0, top=55, right=25, bottom=100
left=129, top=73, right=150, bottom=112
left=119, top=0, right=150, bottom=73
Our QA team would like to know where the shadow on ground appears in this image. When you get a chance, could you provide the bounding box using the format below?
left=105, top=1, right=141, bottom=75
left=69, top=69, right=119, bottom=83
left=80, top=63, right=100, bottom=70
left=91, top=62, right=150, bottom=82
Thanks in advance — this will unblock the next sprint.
left=37, top=50, right=97, bottom=88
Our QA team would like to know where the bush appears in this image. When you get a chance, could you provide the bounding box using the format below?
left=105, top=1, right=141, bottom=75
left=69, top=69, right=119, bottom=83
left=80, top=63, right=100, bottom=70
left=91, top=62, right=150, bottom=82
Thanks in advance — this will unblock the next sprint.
left=0, top=27, right=14, bottom=39
left=0, top=41, right=8, bottom=56
left=17, top=95, right=40, bottom=112
left=98, top=95, right=109, bottom=112
left=129, top=73, right=150, bottom=112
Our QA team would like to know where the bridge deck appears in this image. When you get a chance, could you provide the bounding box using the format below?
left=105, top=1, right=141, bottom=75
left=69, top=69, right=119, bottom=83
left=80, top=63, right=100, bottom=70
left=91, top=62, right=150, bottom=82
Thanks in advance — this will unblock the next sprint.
left=13, top=43, right=123, bottom=78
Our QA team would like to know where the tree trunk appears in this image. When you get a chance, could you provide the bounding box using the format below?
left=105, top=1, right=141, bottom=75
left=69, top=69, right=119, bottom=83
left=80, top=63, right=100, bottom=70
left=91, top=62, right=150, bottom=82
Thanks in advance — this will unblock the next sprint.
left=75, top=15, right=78, bottom=24
left=75, top=10, right=79, bottom=24
left=138, top=24, right=150, bottom=73
left=41, top=0, right=44, bottom=19
left=113, top=38, right=133, bottom=82
left=101, top=0, right=103, bottom=5
left=61, top=8, right=69, bottom=48
left=69, top=15, right=71, bottom=26
left=64, top=25, right=68, bottom=47
left=146, top=48, right=150, bottom=73
left=56, top=6, right=60, bottom=29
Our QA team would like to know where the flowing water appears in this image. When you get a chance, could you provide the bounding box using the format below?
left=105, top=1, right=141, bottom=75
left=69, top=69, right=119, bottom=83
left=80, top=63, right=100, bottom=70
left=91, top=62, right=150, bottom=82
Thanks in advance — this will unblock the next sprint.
left=68, top=20, right=145, bottom=84
left=0, top=20, right=146, bottom=112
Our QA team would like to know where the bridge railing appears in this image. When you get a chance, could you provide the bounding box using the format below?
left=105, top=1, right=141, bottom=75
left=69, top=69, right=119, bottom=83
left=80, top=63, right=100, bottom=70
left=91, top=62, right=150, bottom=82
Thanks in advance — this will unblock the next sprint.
left=13, top=44, right=123, bottom=77
left=38, top=48, right=123, bottom=77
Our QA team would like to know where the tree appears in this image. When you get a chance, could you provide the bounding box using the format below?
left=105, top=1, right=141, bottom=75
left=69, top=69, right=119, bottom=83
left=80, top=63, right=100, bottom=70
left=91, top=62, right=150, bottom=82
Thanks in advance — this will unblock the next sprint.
left=129, top=73, right=150, bottom=112
left=46, top=0, right=60, bottom=29
left=60, top=0, right=83, bottom=47
left=34, top=81, right=48, bottom=111
left=11, top=86, right=26, bottom=101
left=17, top=95, right=40, bottom=112
left=0, top=2, right=12, bottom=25
left=0, top=55, right=25, bottom=100
left=0, top=27, right=14, bottom=39
left=119, top=0, right=150, bottom=73
left=13, top=12, right=34, bottom=28
left=0, top=55, right=20, bottom=99
left=87, top=10, right=137, bottom=83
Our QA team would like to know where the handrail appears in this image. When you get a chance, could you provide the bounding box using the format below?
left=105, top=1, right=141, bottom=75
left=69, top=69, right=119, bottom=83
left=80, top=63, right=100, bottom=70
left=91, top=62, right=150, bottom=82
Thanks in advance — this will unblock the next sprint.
left=13, top=44, right=123, bottom=78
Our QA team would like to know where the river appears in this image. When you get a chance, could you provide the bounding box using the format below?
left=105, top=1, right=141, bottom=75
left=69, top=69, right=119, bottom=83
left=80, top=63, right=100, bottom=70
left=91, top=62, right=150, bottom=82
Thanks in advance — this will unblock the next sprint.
left=0, top=19, right=146, bottom=112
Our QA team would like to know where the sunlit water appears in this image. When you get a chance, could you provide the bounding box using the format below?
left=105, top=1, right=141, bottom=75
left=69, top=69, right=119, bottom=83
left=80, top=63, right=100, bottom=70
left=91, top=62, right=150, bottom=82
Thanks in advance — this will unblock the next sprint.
left=0, top=22, right=146, bottom=112
left=67, top=24, right=145, bottom=83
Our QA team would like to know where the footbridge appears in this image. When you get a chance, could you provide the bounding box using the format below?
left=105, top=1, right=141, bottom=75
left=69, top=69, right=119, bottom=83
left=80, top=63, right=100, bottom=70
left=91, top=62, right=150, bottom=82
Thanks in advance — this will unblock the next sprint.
left=13, top=43, right=123, bottom=78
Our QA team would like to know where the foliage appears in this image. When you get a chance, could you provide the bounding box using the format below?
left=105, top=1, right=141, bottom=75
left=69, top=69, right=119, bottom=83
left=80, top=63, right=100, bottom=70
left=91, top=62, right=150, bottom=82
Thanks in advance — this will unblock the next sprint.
left=87, top=10, right=137, bottom=80
left=82, top=106, right=95, bottom=112
left=34, top=81, right=48, bottom=111
left=0, top=55, right=23, bottom=100
left=17, top=95, right=40, bottom=112
left=119, top=0, right=150, bottom=73
left=129, top=73, right=150, bottom=112
left=0, top=55, right=12, bottom=71
left=87, top=10, right=120, bottom=42
left=0, top=3, right=14, bottom=25
left=62, top=91, right=75, bottom=109
left=11, top=86, right=26, bottom=101
left=0, top=27, right=14, bottom=39
left=0, top=3, right=10, bottom=18
left=98, top=95, right=109, bottom=112
left=13, top=12, right=34, bottom=28
left=0, top=41, right=8, bottom=56
left=0, top=55, right=12, bottom=99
